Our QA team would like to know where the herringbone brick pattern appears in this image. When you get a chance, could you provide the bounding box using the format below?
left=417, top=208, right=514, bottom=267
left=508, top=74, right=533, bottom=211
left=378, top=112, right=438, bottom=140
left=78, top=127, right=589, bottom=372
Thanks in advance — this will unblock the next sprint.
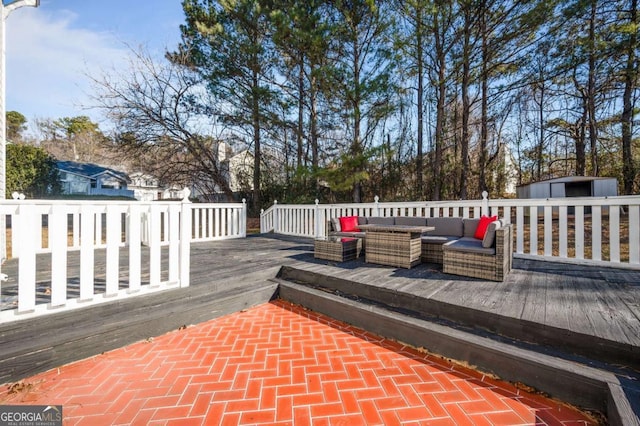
left=0, top=300, right=596, bottom=425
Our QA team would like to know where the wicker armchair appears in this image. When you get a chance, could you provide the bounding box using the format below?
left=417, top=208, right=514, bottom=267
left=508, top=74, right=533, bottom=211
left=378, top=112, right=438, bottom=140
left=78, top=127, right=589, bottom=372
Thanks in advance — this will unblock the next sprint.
left=442, top=224, right=513, bottom=282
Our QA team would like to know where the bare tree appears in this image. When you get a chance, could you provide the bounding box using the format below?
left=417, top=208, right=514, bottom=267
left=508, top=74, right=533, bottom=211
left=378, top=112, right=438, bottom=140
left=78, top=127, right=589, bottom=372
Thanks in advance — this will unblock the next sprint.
left=89, top=46, right=234, bottom=200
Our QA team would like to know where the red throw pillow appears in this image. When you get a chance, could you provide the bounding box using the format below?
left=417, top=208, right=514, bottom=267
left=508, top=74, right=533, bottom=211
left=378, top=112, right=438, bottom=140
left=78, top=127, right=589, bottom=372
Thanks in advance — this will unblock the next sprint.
left=339, top=216, right=360, bottom=232
left=474, top=215, right=497, bottom=239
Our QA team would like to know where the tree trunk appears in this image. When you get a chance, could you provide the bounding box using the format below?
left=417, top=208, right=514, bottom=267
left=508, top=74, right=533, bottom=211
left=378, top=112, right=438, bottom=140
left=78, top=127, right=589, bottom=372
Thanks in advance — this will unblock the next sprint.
left=433, top=10, right=445, bottom=202
left=479, top=7, right=488, bottom=194
left=587, top=0, right=598, bottom=176
left=252, top=69, right=262, bottom=211
left=460, top=7, right=471, bottom=200
left=352, top=35, right=362, bottom=203
left=310, top=73, right=319, bottom=170
left=415, top=5, right=424, bottom=199
left=622, top=0, right=638, bottom=194
left=309, top=70, right=320, bottom=196
left=297, top=57, right=305, bottom=169
left=536, top=66, right=545, bottom=181
left=576, top=96, right=587, bottom=176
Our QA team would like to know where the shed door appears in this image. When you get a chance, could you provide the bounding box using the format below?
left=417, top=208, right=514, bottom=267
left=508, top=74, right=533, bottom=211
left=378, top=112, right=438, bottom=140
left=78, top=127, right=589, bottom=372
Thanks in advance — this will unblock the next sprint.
left=550, top=183, right=565, bottom=198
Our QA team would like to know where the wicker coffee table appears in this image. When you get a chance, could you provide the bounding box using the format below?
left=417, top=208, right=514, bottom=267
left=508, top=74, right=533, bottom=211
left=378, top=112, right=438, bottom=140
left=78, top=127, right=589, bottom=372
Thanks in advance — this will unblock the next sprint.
left=359, top=224, right=434, bottom=269
left=314, top=237, right=362, bottom=262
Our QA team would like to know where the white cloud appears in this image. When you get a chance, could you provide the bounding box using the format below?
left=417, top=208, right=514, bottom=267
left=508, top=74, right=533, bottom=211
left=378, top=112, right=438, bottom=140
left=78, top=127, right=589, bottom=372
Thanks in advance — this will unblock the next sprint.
left=5, top=8, right=129, bottom=129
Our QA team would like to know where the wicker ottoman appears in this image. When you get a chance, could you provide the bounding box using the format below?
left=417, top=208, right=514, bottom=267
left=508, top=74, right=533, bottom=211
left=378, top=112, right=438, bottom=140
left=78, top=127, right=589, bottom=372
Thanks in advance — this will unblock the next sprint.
left=314, top=237, right=362, bottom=262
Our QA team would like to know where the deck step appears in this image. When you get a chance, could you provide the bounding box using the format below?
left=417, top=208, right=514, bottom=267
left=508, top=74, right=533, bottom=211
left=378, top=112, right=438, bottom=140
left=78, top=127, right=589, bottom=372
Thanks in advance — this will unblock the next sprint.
left=276, top=265, right=639, bottom=372
left=273, top=273, right=640, bottom=426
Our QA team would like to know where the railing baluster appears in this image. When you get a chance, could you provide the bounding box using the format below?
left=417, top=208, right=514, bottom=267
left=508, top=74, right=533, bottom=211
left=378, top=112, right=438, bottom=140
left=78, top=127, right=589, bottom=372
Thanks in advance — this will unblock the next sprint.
left=609, top=205, right=620, bottom=263
left=630, top=205, right=639, bottom=264
left=559, top=205, right=568, bottom=259
left=169, top=204, right=180, bottom=283
left=129, top=204, right=142, bottom=293
left=516, top=206, right=524, bottom=254
left=592, top=206, right=602, bottom=261
left=17, top=204, right=36, bottom=313
left=208, top=208, right=213, bottom=239
left=94, top=211, right=103, bottom=247
left=180, top=193, right=191, bottom=288
left=72, top=212, right=80, bottom=248
left=105, top=205, right=120, bottom=296
left=544, top=205, right=553, bottom=257
left=149, top=205, right=161, bottom=287
left=50, top=205, right=67, bottom=307
left=529, top=206, right=538, bottom=255
left=575, top=206, right=585, bottom=260
left=215, top=208, right=220, bottom=238
left=80, top=205, right=95, bottom=301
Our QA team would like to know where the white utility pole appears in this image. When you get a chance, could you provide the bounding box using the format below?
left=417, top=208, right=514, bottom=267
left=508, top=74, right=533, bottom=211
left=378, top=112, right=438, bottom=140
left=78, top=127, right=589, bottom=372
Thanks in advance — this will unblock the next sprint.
left=0, top=0, right=40, bottom=260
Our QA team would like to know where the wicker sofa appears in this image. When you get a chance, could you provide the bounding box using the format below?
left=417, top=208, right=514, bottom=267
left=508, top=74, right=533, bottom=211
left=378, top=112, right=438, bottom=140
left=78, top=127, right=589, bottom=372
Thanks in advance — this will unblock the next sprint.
left=442, top=223, right=512, bottom=281
left=420, top=217, right=477, bottom=264
left=327, top=216, right=512, bottom=281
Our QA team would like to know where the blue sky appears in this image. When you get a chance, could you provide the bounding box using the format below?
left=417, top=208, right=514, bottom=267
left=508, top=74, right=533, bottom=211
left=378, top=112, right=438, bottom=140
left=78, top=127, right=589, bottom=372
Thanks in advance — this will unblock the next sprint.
left=5, top=0, right=185, bottom=133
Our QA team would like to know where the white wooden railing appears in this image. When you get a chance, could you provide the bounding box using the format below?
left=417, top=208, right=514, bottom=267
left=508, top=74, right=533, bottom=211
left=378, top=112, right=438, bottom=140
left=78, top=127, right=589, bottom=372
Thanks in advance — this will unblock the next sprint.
left=190, top=200, right=247, bottom=242
left=0, top=192, right=247, bottom=323
left=261, top=193, right=640, bottom=269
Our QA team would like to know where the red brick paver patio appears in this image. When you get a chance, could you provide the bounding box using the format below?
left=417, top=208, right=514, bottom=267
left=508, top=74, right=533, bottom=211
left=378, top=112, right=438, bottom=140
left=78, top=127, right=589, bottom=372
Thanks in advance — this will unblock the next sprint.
left=0, top=300, right=597, bottom=425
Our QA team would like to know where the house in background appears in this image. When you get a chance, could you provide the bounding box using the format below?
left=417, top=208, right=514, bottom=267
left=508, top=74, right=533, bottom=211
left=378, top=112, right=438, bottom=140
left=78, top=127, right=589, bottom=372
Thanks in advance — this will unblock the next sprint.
left=129, top=172, right=163, bottom=201
left=228, top=149, right=254, bottom=193
left=56, top=161, right=134, bottom=198
left=129, top=173, right=186, bottom=201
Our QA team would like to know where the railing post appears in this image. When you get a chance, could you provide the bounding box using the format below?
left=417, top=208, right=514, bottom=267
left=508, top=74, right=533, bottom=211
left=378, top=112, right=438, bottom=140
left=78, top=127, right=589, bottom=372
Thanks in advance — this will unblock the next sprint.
left=481, top=191, right=489, bottom=217
left=374, top=195, right=380, bottom=217
left=241, top=199, right=247, bottom=237
left=260, top=208, right=264, bottom=233
left=273, top=200, right=279, bottom=234
left=179, top=188, right=191, bottom=288
left=314, top=199, right=320, bottom=238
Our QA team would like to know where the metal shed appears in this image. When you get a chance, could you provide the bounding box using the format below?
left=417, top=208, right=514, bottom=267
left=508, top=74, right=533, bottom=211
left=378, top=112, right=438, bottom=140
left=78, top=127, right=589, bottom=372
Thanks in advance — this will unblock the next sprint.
left=516, top=176, right=618, bottom=200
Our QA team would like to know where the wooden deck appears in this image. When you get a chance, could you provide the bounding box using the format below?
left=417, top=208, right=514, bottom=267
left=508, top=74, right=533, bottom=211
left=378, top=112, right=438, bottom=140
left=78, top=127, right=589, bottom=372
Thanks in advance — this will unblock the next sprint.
left=1, top=234, right=639, bottom=401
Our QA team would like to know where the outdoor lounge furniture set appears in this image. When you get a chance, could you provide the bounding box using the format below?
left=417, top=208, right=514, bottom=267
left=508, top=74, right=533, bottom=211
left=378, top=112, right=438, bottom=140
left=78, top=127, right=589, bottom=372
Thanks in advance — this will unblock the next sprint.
left=316, top=215, right=513, bottom=281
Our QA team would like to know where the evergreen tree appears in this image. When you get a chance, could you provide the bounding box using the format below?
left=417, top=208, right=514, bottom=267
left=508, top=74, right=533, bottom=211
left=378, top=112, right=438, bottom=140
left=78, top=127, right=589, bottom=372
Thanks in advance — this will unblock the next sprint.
left=6, top=144, right=61, bottom=198
left=6, top=111, right=27, bottom=142
left=327, top=0, right=397, bottom=202
left=172, top=0, right=277, bottom=210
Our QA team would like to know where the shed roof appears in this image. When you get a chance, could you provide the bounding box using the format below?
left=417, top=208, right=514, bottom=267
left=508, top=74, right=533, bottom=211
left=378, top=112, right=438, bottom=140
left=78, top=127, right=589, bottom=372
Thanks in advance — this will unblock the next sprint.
left=517, top=176, right=616, bottom=187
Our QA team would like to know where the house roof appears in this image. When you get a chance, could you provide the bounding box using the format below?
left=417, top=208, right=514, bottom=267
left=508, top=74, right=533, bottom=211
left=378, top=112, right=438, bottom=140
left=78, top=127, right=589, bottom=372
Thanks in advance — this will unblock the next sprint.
left=56, top=161, right=130, bottom=182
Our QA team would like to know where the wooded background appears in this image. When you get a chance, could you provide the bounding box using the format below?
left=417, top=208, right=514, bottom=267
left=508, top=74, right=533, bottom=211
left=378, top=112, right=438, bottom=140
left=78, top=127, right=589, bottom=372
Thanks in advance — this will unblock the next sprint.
left=8, top=0, right=640, bottom=213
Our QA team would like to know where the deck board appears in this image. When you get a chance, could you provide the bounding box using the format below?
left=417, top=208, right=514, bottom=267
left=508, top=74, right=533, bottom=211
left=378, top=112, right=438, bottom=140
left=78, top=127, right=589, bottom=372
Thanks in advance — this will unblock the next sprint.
left=1, top=234, right=639, bottom=384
